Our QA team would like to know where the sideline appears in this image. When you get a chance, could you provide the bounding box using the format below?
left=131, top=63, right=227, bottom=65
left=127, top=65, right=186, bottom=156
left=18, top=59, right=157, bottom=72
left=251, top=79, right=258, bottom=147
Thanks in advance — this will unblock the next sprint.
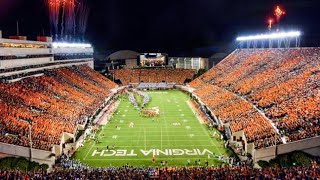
left=186, top=100, right=223, bottom=155
left=186, top=100, right=206, bottom=124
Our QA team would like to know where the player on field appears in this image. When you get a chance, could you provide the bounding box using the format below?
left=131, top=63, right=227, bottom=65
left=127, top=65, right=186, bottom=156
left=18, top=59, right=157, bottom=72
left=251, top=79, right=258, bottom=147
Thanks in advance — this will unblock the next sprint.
left=152, top=155, right=156, bottom=164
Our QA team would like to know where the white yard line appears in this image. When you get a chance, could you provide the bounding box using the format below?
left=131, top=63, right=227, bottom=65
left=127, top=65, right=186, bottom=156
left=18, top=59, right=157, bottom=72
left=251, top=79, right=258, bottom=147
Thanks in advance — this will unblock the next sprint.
left=85, top=92, right=223, bottom=162
left=84, top=124, right=107, bottom=160
left=199, top=124, right=223, bottom=156
left=83, top=142, right=95, bottom=160
left=185, top=100, right=223, bottom=155
left=186, top=100, right=204, bottom=124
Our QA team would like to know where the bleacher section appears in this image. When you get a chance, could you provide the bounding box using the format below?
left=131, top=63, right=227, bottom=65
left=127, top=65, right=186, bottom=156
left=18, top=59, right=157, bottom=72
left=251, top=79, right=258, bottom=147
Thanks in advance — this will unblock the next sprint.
left=110, top=68, right=196, bottom=85
left=0, top=65, right=117, bottom=151
left=190, top=48, right=320, bottom=149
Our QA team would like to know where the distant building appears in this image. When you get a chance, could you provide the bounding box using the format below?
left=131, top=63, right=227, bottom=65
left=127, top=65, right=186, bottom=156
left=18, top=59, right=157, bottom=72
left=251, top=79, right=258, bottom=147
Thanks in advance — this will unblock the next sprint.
left=107, top=50, right=139, bottom=69
left=168, top=57, right=209, bottom=70
left=105, top=50, right=209, bottom=70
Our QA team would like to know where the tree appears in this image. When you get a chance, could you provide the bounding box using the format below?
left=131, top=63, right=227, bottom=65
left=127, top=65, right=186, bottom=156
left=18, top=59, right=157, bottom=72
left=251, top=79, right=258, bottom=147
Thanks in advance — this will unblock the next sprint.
left=193, top=69, right=207, bottom=79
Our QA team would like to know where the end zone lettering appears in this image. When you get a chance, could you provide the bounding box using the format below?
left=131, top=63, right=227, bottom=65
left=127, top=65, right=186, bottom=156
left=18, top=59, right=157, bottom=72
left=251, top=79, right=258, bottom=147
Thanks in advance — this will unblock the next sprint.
left=92, top=149, right=213, bottom=157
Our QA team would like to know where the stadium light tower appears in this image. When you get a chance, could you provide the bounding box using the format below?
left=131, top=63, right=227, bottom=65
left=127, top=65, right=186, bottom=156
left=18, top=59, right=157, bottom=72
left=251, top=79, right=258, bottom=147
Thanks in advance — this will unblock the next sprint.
left=236, top=31, right=301, bottom=49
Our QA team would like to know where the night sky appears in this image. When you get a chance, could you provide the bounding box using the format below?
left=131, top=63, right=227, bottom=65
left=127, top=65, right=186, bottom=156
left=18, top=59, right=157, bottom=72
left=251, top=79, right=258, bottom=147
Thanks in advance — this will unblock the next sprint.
left=0, top=0, right=319, bottom=56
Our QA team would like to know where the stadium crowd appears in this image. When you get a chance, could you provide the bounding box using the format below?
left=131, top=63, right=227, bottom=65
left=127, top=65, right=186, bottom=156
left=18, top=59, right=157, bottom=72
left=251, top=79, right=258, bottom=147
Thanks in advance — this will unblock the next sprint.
left=1, top=164, right=320, bottom=179
left=191, top=48, right=320, bottom=148
left=56, top=153, right=89, bottom=170
left=0, top=65, right=116, bottom=151
left=110, top=68, right=196, bottom=85
left=194, top=84, right=281, bottom=148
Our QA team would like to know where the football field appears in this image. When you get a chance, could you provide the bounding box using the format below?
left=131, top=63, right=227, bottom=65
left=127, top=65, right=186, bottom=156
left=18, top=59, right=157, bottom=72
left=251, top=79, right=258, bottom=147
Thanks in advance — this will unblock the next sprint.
left=73, top=90, right=232, bottom=167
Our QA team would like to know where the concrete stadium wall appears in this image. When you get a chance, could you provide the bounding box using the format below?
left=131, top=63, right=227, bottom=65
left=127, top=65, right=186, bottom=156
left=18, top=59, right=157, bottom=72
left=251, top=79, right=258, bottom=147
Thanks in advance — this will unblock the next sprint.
left=0, top=142, right=55, bottom=167
left=0, top=61, right=92, bottom=77
left=53, top=47, right=93, bottom=54
left=0, top=57, right=53, bottom=69
left=52, top=145, right=61, bottom=159
left=247, top=143, right=255, bottom=157
left=0, top=48, right=52, bottom=56
left=175, top=85, right=195, bottom=93
left=277, top=136, right=320, bottom=156
left=254, top=136, right=320, bottom=162
left=254, top=146, right=276, bottom=162
left=87, top=60, right=94, bottom=69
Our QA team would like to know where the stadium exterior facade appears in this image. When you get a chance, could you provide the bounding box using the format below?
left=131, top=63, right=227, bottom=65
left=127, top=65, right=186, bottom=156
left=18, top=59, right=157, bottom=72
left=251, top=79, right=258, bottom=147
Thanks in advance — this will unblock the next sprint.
left=0, top=31, right=94, bottom=72
left=168, top=57, right=209, bottom=70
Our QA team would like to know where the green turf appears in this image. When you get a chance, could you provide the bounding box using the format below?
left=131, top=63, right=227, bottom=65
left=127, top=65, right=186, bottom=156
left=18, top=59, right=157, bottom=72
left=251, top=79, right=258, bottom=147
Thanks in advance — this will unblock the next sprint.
left=73, top=90, right=232, bottom=167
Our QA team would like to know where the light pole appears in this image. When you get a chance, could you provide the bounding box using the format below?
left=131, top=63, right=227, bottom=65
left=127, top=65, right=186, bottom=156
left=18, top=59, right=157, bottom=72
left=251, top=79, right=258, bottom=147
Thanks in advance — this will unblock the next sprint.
left=18, top=118, right=33, bottom=162
left=28, top=123, right=32, bottom=162
left=5, top=133, right=18, bottom=138
left=5, top=133, right=19, bottom=141
left=5, top=133, right=20, bottom=150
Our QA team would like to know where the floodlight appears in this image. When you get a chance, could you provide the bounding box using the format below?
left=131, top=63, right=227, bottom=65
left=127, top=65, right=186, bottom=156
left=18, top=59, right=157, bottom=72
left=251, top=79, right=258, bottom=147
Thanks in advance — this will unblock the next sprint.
left=52, top=42, right=92, bottom=48
left=236, top=31, right=301, bottom=41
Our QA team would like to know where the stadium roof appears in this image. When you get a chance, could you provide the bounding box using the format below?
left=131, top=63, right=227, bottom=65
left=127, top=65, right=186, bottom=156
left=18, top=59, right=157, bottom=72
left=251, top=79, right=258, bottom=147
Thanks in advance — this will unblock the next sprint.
left=107, top=50, right=139, bottom=61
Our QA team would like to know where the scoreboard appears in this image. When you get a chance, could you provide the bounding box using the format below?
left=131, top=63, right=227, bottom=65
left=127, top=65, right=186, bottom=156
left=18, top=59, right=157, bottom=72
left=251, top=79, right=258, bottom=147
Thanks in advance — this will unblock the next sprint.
left=139, top=53, right=168, bottom=67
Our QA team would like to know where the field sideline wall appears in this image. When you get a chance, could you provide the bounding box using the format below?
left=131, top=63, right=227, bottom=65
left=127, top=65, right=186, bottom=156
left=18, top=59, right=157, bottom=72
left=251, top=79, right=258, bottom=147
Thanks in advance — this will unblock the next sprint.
left=254, top=136, right=320, bottom=162
left=0, top=142, right=55, bottom=167
left=0, top=132, right=82, bottom=168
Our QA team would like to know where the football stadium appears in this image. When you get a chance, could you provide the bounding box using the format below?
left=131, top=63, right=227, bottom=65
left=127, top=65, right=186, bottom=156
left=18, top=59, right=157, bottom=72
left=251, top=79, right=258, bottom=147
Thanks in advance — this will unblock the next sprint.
left=0, top=0, right=319, bottom=179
